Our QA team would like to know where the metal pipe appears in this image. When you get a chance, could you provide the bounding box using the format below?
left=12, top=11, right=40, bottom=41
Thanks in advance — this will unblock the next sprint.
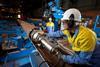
left=29, top=30, right=75, bottom=55
left=30, top=30, right=56, bottom=53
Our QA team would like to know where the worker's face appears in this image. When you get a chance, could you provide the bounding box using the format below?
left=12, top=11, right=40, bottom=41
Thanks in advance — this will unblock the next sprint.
left=61, top=20, right=76, bottom=30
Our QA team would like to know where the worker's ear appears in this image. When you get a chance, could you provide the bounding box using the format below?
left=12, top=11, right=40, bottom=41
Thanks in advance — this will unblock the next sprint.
left=67, top=20, right=75, bottom=28
left=69, top=14, right=74, bottom=21
left=67, top=14, right=75, bottom=28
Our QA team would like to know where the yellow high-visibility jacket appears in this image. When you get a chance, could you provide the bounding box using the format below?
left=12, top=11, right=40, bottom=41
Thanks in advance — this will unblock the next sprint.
left=46, top=22, right=54, bottom=33
left=47, top=25, right=97, bottom=64
left=62, top=26, right=97, bottom=52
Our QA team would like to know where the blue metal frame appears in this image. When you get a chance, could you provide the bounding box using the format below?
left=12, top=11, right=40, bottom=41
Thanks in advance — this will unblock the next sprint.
left=93, top=15, right=100, bottom=38
left=93, top=15, right=100, bottom=45
left=0, top=20, right=49, bottom=67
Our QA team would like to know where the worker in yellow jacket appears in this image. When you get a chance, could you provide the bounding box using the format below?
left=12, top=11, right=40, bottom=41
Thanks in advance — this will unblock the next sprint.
left=46, top=17, right=54, bottom=33
left=40, top=8, right=97, bottom=66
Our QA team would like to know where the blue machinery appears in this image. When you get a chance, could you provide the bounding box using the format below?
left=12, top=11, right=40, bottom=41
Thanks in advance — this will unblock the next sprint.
left=0, top=20, right=49, bottom=67
left=48, top=0, right=63, bottom=19
left=93, top=15, right=100, bottom=44
left=43, top=0, right=64, bottom=31
left=93, top=15, right=100, bottom=38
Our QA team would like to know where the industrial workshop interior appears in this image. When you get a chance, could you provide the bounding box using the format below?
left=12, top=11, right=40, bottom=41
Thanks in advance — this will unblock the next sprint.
left=0, top=0, right=100, bottom=67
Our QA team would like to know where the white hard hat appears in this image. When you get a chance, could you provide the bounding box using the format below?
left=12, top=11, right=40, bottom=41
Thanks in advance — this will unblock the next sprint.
left=61, top=8, right=81, bottom=22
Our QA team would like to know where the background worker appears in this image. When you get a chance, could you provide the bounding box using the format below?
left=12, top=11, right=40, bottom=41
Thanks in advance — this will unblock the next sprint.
left=39, top=8, right=97, bottom=66
left=46, top=17, right=54, bottom=33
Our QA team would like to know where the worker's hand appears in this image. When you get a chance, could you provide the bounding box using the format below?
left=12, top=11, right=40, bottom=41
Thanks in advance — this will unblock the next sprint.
left=38, top=31, right=45, bottom=35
